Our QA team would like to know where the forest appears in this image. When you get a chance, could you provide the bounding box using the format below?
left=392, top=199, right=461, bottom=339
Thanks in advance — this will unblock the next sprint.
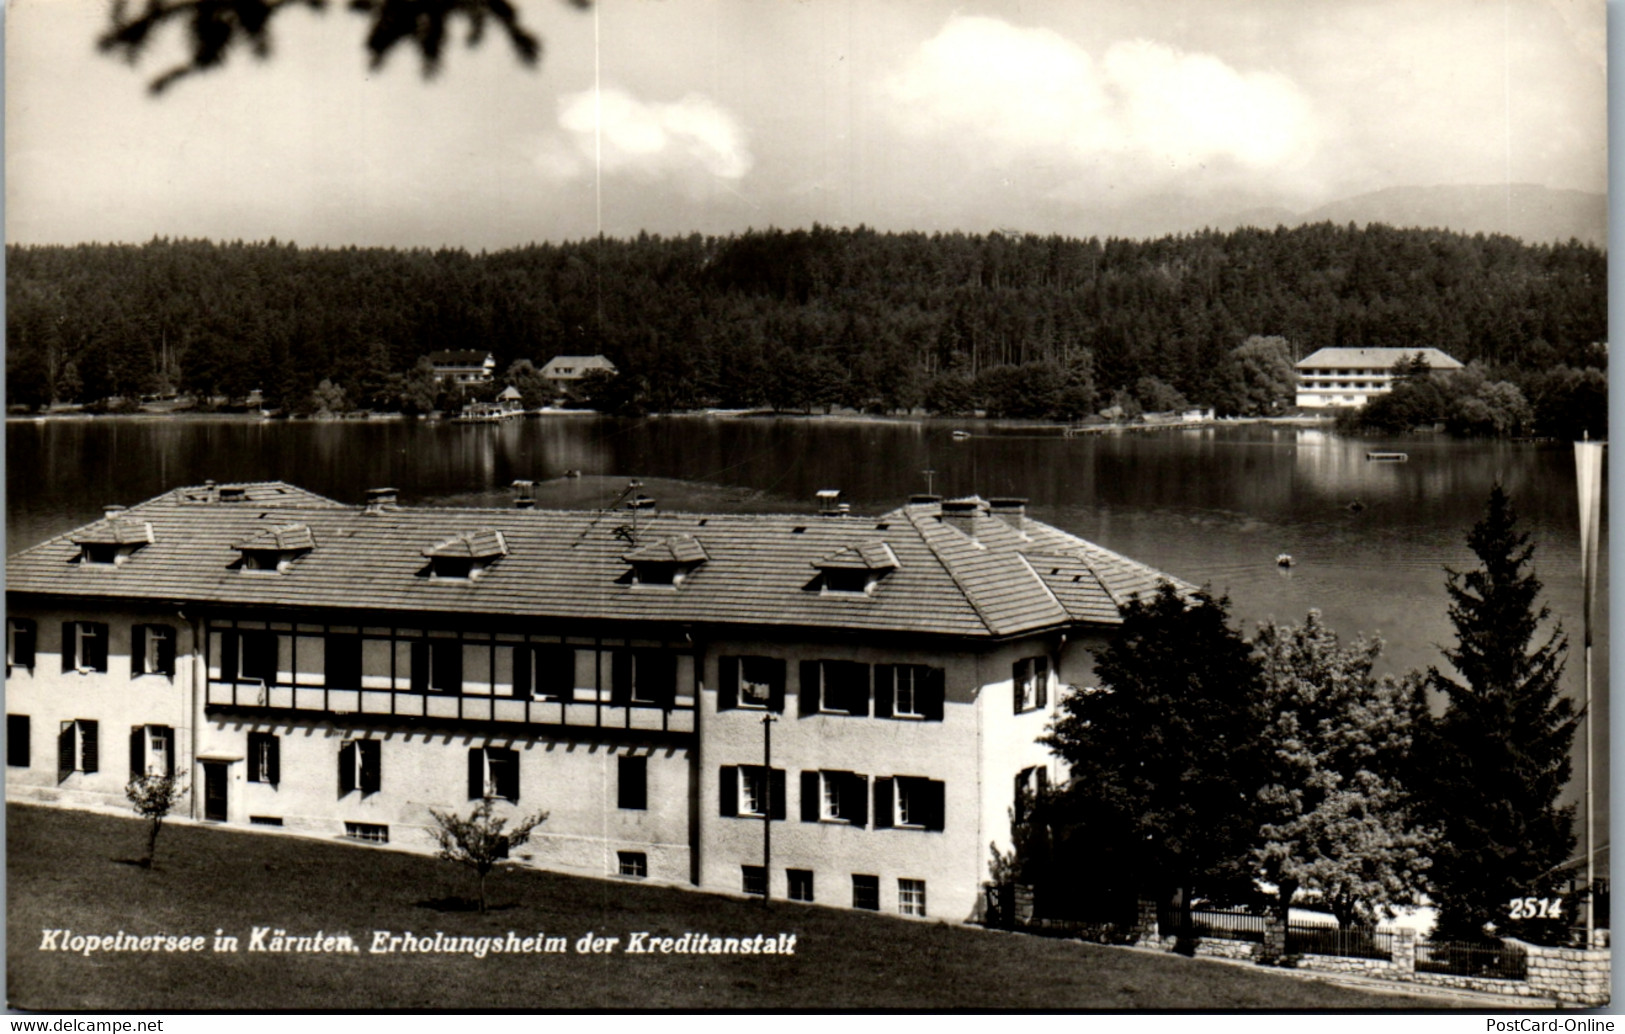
left=5, top=223, right=1607, bottom=432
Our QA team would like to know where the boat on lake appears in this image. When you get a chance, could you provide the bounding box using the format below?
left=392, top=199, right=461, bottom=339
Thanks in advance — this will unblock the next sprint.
left=1365, top=451, right=1408, bottom=462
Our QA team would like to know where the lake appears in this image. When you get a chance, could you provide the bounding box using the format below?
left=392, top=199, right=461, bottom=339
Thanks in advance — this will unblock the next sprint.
left=6, top=413, right=1609, bottom=826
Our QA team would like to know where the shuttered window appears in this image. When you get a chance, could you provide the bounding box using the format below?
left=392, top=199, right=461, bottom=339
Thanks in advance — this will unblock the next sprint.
left=874, top=776, right=945, bottom=832
left=248, top=732, right=280, bottom=785
left=8, top=715, right=30, bottom=768
left=468, top=746, right=520, bottom=802
left=798, top=660, right=870, bottom=716
left=131, top=625, right=177, bottom=678
left=128, top=725, right=175, bottom=779
left=875, top=665, right=944, bottom=721
left=339, top=739, right=381, bottom=795
left=61, top=622, right=108, bottom=674
left=1013, top=656, right=1050, bottom=713
left=57, top=719, right=98, bottom=782
left=7, top=619, right=37, bottom=673
left=800, top=770, right=868, bottom=825
left=717, top=656, right=784, bottom=712
left=719, top=765, right=784, bottom=819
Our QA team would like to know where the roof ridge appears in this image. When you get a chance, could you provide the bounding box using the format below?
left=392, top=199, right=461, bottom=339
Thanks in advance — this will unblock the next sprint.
left=901, top=507, right=996, bottom=635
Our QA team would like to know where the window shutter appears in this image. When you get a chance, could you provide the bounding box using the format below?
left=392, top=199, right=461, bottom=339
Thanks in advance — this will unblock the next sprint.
left=58, top=722, right=74, bottom=781
left=409, top=640, right=429, bottom=694
left=131, top=626, right=148, bottom=677
left=718, top=765, right=738, bottom=817
left=849, top=773, right=869, bottom=827
left=766, top=658, right=786, bottom=714
left=467, top=748, right=484, bottom=800
left=770, top=768, right=786, bottom=820
left=266, top=735, right=280, bottom=785
left=157, top=627, right=176, bottom=677
left=921, top=667, right=945, bottom=722
left=80, top=720, right=98, bottom=773
left=248, top=734, right=263, bottom=783
left=160, top=727, right=174, bottom=778
left=610, top=650, right=633, bottom=705
left=800, top=771, right=820, bottom=822
left=221, top=630, right=239, bottom=683
left=492, top=748, right=518, bottom=802
left=359, top=740, right=381, bottom=794
left=924, top=780, right=946, bottom=831
left=873, top=665, right=894, bottom=718
left=8, top=715, right=30, bottom=768
left=130, top=725, right=147, bottom=778
left=61, top=623, right=75, bottom=674
left=798, top=661, right=820, bottom=717
left=339, top=741, right=357, bottom=795
left=717, top=656, right=738, bottom=711
left=1035, top=656, right=1049, bottom=708
left=510, top=645, right=533, bottom=698
left=872, top=778, right=893, bottom=829
left=1013, top=660, right=1024, bottom=713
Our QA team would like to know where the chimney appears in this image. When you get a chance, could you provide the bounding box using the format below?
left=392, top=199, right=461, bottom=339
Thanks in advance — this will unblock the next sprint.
left=989, top=497, right=1028, bottom=533
left=103, top=505, right=128, bottom=517
left=909, top=494, right=942, bottom=506
left=364, top=487, right=400, bottom=514
left=939, top=498, right=981, bottom=541
left=816, top=489, right=843, bottom=517
left=512, top=479, right=536, bottom=510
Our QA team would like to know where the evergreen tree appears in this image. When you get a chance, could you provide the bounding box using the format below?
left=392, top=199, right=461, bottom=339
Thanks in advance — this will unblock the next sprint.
left=1042, top=583, right=1264, bottom=915
left=1420, top=485, right=1578, bottom=940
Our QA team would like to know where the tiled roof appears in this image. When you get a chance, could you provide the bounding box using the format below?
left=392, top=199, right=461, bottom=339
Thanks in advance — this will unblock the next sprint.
left=427, top=350, right=492, bottom=366
left=233, top=522, right=315, bottom=552
left=71, top=518, right=155, bottom=547
left=624, top=535, right=708, bottom=565
left=1296, top=347, right=1463, bottom=370
left=8, top=483, right=1190, bottom=639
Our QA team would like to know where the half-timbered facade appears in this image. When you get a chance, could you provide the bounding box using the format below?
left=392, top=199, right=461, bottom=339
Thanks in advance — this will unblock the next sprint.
left=7, top=482, right=1184, bottom=921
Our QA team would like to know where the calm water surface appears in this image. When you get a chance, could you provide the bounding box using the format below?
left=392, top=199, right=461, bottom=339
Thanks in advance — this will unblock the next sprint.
left=7, top=415, right=1609, bottom=823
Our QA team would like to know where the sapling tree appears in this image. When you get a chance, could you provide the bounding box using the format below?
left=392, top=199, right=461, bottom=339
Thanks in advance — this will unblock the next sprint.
left=427, top=796, right=547, bottom=913
left=126, top=774, right=187, bottom=868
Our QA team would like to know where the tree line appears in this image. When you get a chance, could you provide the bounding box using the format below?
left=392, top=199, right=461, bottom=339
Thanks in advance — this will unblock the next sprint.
left=6, top=224, right=1605, bottom=431
left=1018, top=487, right=1582, bottom=947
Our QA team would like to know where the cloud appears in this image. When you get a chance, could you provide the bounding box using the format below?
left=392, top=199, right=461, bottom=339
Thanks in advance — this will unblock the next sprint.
left=541, top=87, right=753, bottom=184
left=883, top=16, right=1316, bottom=196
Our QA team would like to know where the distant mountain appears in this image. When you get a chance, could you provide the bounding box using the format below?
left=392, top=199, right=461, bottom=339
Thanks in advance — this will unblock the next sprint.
left=1228, top=184, right=1605, bottom=247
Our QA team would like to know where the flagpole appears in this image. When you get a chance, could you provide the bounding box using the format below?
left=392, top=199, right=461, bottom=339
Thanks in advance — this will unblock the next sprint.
left=1574, top=436, right=1605, bottom=945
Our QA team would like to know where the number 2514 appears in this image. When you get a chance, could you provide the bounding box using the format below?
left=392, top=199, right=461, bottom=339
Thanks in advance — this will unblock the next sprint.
left=1508, top=897, right=1563, bottom=920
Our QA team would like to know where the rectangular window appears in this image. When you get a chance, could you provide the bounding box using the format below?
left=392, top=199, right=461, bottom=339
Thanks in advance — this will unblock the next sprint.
left=61, top=622, right=109, bottom=674
left=801, top=660, right=870, bottom=715
left=344, top=821, right=389, bottom=844
left=898, top=878, right=927, bottom=917
left=325, top=634, right=363, bottom=690
left=718, top=765, right=785, bottom=820
left=8, top=715, right=30, bottom=768
left=248, top=732, right=281, bottom=785
left=611, top=649, right=676, bottom=708
left=873, top=664, right=944, bottom=721
left=800, top=770, right=868, bottom=825
left=220, top=629, right=278, bottom=685
left=128, top=724, right=175, bottom=779
left=249, top=815, right=284, bottom=827
left=852, top=874, right=879, bottom=911
left=7, top=618, right=37, bottom=673
left=874, top=776, right=946, bottom=832
left=617, top=754, right=647, bottom=810
left=131, top=624, right=177, bottom=678
left=56, top=719, right=98, bottom=782
left=718, top=655, right=784, bottom=712
left=468, top=746, right=520, bottom=802
left=411, top=639, right=462, bottom=694
left=618, top=851, right=648, bottom=878
left=787, top=869, right=814, bottom=903
left=741, top=865, right=767, bottom=897
left=514, top=644, right=574, bottom=701
left=339, top=739, right=381, bottom=795
left=1013, top=655, right=1050, bottom=713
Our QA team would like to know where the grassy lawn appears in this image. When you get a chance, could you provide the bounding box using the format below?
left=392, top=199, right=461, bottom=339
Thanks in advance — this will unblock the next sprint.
left=8, top=804, right=1446, bottom=1011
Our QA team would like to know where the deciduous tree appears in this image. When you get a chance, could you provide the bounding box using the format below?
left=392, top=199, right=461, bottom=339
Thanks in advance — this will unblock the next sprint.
left=427, top=796, right=547, bottom=913
left=126, top=775, right=187, bottom=868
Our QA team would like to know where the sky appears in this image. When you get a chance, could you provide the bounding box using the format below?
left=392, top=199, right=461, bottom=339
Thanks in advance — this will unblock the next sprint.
left=3, top=0, right=1608, bottom=249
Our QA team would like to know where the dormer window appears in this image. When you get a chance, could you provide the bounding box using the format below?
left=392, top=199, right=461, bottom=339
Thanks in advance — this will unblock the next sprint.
left=422, top=530, right=507, bottom=582
left=233, top=523, right=315, bottom=574
left=813, top=541, right=899, bottom=597
left=71, top=519, right=154, bottom=566
left=623, top=536, right=707, bottom=589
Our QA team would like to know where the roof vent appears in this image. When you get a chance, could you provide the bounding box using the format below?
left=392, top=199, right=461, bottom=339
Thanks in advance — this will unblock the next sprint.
left=909, top=494, right=942, bottom=506
left=512, top=480, right=536, bottom=510
left=103, top=505, right=128, bottom=517
left=364, top=487, right=400, bottom=514
left=816, top=489, right=843, bottom=516
left=989, top=497, right=1028, bottom=533
left=218, top=486, right=248, bottom=503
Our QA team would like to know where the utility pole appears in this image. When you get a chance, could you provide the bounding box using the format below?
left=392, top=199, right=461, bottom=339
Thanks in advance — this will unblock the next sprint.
left=761, top=712, right=775, bottom=907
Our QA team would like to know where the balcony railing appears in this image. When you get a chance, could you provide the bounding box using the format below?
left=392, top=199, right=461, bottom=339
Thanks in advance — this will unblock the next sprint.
left=206, top=680, right=696, bottom=735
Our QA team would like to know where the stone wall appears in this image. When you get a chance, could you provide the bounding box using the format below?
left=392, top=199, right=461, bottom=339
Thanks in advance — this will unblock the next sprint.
left=1518, top=940, right=1612, bottom=1007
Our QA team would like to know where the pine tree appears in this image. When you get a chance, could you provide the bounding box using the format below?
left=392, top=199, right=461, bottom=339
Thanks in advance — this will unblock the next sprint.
left=1421, top=485, right=1578, bottom=940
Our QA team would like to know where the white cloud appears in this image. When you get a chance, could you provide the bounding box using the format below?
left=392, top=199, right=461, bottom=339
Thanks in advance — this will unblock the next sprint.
left=883, top=15, right=1316, bottom=195
left=542, top=87, right=753, bottom=184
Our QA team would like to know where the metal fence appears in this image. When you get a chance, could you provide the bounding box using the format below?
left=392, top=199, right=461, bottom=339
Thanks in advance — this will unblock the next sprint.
left=1415, top=938, right=1528, bottom=980
left=1157, top=905, right=1269, bottom=943
left=1286, top=922, right=1394, bottom=961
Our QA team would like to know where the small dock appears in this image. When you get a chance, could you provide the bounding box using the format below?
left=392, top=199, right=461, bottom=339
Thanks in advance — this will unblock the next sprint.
left=1365, top=451, right=1408, bottom=462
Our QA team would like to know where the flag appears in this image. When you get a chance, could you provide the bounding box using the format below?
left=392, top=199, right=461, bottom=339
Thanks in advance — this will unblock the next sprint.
left=1574, top=441, right=1605, bottom=645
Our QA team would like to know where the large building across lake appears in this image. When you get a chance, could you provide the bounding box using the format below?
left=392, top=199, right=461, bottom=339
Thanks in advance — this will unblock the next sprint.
left=5, top=481, right=1185, bottom=921
left=1294, top=347, right=1464, bottom=408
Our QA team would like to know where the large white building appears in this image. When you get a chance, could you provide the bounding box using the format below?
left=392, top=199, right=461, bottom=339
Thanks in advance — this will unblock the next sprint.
left=1294, top=347, right=1464, bottom=408
left=6, top=481, right=1184, bottom=922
